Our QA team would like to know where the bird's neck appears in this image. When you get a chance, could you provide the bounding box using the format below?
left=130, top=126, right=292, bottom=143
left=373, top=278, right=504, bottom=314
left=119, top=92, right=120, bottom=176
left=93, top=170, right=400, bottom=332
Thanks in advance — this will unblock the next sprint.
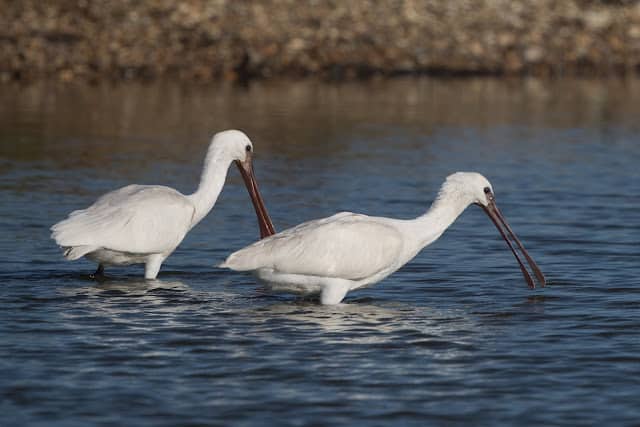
left=405, top=192, right=472, bottom=250
left=187, top=150, right=232, bottom=227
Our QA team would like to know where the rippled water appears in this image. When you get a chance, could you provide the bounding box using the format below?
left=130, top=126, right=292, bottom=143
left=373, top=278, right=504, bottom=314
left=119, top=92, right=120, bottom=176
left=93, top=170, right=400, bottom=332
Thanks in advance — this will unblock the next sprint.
left=1, top=78, right=639, bottom=426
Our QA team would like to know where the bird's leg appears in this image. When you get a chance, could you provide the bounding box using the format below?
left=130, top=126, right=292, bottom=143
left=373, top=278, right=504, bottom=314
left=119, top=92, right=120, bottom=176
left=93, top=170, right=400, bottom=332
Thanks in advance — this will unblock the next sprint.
left=145, top=255, right=165, bottom=280
left=320, top=279, right=351, bottom=305
left=90, top=264, right=105, bottom=280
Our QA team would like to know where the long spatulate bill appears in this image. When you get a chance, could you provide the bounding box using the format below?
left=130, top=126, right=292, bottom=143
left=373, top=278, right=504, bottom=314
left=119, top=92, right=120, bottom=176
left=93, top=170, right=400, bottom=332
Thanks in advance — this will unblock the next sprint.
left=481, top=191, right=544, bottom=288
left=492, top=204, right=546, bottom=286
left=235, top=154, right=276, bottom=239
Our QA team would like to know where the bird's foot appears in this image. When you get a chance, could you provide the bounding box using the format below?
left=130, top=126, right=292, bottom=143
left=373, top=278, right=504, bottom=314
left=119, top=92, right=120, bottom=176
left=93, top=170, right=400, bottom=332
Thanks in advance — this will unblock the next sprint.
left=89, top=264, right=105, bottom=280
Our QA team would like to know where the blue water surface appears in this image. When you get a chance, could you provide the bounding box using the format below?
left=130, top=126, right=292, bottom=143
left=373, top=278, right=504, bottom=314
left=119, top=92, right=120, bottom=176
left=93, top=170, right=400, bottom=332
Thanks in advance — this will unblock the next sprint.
left=0, top=78, right=639, bottom=426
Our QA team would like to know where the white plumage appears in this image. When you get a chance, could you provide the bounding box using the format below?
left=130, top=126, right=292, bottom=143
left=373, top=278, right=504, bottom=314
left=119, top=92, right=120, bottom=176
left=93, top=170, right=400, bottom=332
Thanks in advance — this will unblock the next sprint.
left=221, top=172, right=545, bottom=304
left=223, top=212, right=403, bottom=280
left=52, top=130, right=274, bottom=279
left=54, top=185, right=193, bottom=258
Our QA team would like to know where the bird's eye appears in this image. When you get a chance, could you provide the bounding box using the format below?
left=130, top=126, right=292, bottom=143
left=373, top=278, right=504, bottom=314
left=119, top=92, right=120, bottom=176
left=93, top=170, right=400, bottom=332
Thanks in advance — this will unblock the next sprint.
left=483, top=187, right=491, bottom=194
left=245, top=145, right=252, bottom=152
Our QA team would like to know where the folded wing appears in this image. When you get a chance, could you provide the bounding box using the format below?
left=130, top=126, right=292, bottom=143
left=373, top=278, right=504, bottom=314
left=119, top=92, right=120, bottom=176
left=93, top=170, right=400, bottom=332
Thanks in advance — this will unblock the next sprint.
left=222, top=212, right=403, bottom=281
left=51, top=185, right=195, bottom=255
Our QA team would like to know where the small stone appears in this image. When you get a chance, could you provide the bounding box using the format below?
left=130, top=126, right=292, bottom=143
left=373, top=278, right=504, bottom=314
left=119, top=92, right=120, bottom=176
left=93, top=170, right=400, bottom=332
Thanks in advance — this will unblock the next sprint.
left=628, top=26, right=640, bottom=39
left=524, top=46, right=544, bottom=63
left=470, top=41, right=484, bottom=57
left=59, top=69, right=74, bottom=81
left=498, top=32, right=516, bottom=48
left=584, top=10, right=612, bottom=32
left=287, top=38, right=306, bottom=53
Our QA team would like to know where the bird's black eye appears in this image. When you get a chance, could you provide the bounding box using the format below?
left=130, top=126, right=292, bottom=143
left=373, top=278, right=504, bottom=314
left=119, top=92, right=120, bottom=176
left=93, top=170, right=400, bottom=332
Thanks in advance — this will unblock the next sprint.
left=245, top=145, right=252, bottom=152
left=483, top=187, right=491, bottom=194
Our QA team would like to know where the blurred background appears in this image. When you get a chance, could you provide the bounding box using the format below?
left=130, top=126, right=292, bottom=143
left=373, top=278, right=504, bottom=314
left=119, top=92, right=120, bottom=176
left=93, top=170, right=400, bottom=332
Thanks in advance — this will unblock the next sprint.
left=2, top=0, right=640, bottom=82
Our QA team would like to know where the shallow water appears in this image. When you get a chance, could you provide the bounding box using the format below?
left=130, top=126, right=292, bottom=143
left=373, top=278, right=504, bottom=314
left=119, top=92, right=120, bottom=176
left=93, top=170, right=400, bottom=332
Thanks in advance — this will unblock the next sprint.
left=1, top=78, right=639, bottom=426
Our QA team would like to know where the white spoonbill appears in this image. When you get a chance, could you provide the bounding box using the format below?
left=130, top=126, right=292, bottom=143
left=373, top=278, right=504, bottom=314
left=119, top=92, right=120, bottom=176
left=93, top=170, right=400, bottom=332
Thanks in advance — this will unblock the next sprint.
left=51, top=130, right=275, bottom=279
left=220, top=172, right=545, bottom=304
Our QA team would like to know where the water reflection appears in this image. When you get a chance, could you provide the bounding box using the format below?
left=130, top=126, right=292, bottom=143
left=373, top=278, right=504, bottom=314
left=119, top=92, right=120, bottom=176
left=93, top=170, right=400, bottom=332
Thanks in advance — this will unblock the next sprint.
left=58, top=278, right=189, bottom=304
left=253, top=300, right=408, bottom=334
left=2, top=78, right=639, bottom=170
left=56, top=278, right=219, bottom=325
left=253, top=299, right=478, bottom=350
left=92, top=278, right=191, bottom=294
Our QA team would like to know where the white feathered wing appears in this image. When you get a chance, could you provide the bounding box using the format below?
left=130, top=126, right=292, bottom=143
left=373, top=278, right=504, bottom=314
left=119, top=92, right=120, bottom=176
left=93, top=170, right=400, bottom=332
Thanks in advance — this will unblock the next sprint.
left=221, top=212, right=404, bottom=281
left=51, top=185, right=195, bottom=259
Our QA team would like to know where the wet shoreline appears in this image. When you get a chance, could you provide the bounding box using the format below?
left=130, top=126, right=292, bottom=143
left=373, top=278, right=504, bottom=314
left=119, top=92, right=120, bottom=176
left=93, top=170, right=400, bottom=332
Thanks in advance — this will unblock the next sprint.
left=2, top=0, right=640, bottom=82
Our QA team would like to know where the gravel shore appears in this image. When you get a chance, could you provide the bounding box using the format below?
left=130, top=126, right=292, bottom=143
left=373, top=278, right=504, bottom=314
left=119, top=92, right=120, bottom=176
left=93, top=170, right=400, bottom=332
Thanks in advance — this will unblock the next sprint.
left=2, top=0, right=640, bottom=82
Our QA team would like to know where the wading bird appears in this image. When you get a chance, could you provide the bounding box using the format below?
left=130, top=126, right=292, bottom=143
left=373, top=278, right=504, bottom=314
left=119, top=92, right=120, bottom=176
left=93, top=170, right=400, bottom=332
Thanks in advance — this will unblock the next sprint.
left=52, top=130, right=274, bottom=279
left=221, top=172, right=545, bottom=304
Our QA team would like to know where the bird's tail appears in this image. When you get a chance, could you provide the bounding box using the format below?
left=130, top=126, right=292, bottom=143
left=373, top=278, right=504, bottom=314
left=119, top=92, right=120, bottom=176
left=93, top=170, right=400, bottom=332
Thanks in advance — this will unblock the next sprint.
left=51, top=209, right=100, bottom=260
left=217, top=253, right=239, bottom=270
left=217, top=250, right=256, bottom=271
left=62, top=245, right=97, bottom=260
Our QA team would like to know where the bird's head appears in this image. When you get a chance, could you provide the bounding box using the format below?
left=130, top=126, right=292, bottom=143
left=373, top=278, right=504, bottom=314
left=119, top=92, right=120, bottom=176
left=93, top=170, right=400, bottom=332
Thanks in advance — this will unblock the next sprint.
left=437, top=172, right=494, bottom=207
left=208, top=129, right=275, bottom=239
left=438, top=171, right=545, bottom=289
left=209, top=129, right=254, bottom=166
